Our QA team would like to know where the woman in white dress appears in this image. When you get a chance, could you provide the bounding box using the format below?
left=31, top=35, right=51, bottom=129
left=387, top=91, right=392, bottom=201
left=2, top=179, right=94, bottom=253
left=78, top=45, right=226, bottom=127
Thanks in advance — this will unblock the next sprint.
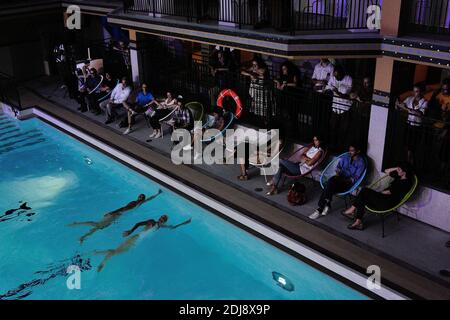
left=267, top=136, right=324, bottom=195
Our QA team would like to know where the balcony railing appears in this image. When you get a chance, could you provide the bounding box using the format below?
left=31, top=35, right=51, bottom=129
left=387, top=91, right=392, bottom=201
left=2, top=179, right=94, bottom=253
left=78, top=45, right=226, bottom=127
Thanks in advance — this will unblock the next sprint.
left=137, top=42, right=371, bottom=153
left=407, top=0, right=450, bottom=35
left=384, top=104, right=450, bottom=193
left=124, top=0, right=382, bottom=34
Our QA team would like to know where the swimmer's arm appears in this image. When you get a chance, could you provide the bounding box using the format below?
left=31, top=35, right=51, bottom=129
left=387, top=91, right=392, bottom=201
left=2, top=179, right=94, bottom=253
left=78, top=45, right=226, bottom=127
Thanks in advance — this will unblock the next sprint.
left=123, top=221, right=148, bottom=237
left=162, top=218, right=192, bottom=230
left=142, top=189, right=163, bottom=203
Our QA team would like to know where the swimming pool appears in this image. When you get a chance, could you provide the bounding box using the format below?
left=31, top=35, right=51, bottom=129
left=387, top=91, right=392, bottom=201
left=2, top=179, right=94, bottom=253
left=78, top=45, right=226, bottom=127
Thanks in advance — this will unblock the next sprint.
left=0, top=111, right=370, bottom=300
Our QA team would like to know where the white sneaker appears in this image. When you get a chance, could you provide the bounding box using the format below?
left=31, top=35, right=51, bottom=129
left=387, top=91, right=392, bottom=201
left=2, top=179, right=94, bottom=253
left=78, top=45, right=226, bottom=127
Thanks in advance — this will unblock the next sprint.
left=123, top=128, right=132, bottom=135
left=194, top=152, right=201, bottom=160
left=149, top=131, right=157, bottom=138
left=309, top=210, right=322, bottom=220
left=322, top=206, right=330, bottom=216
left=154, top=132, right=162, bottom=139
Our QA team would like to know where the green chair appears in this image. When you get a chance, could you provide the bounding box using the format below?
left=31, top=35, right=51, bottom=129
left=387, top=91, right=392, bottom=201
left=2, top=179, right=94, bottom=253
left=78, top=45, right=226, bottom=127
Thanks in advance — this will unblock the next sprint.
left=185, top=102, right=205, bottom=124
left=365, top=174, right=419, bottom=238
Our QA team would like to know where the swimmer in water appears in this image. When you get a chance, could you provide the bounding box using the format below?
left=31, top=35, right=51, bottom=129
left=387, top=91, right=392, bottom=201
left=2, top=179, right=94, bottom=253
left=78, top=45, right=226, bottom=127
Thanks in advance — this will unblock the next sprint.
left=94, top=215, right=192, bottom=272
left=0, top=202, right=32, bottom=222
left=68, top=189, right=162, bottom=244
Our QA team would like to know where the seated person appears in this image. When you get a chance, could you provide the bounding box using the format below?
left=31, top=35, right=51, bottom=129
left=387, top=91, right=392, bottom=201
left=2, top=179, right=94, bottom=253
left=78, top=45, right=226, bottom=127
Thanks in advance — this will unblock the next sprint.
left=101, top=77, right=131, bottom=124
left=100, top=72, right=115, bottom=94
left=170, top=96, right=192, bottom=131
left=189, top=108, right=226, bottom=143
left=148, top=92, right=177, bottom=138
left=267, top=136, right=324, bottom=195
left=84, top=68, right=103, bottom=115
left=123, top=83, right=159, bottom=135
left=287, top=182, right=307, bottom=206
left=342, top=163, right=413, bottom=230
left=309, top=144, right=365, bottom=220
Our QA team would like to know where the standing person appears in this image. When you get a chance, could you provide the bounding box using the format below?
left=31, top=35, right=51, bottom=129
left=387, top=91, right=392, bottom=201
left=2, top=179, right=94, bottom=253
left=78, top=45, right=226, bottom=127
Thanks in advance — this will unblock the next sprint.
left=395, top=83, right=428, bottom=164
left=241, top=58, right=269, bottom=118
left=312, top=59, right=334, bottom=92
left=342, top=164, right=413, bottom=231
left=123, top=83, right=159, bottom=135
left=325, top=65, right=353, bottom=151
left=309, top=144, right=365, bottom=220
left=274, top=62, right=300, bottom=92
left=101, top=77, right=131, bottom=125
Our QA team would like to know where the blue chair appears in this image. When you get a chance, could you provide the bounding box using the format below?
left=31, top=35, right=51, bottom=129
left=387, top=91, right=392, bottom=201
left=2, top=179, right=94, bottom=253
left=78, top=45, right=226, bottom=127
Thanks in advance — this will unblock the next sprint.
left=320, top=152, right=367, bottom=205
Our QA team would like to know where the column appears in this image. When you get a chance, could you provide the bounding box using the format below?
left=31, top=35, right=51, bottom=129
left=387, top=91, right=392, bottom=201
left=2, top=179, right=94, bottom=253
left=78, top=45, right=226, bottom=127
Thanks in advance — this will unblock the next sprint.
left=128, top=30, right=143, bottom=85
left=367, top=57, right=395, bottom=172
left=380, top=0, right=403, bottom=36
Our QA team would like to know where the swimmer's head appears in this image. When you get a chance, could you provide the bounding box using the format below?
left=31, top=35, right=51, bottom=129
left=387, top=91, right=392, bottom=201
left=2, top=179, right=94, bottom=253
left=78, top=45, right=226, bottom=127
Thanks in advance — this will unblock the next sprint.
left=138, top=194, right=146, bottom=201
left=159, top=215, right=168, bottom=224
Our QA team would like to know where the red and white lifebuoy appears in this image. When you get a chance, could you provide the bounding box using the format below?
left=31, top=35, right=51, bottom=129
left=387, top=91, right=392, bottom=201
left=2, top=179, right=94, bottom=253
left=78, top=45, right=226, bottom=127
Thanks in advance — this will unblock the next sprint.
left=217, top=89, right=243, bottom=119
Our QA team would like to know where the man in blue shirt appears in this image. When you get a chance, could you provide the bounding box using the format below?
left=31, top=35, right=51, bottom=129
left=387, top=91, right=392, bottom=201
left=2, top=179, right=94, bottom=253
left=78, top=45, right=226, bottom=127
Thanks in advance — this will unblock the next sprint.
left=123, top=83, right=159, bottom=135
left=310, top=144, right=365, bottom=220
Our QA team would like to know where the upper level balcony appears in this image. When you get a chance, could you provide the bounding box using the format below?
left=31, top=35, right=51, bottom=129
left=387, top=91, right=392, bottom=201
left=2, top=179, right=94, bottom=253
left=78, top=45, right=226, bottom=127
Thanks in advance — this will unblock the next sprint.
left=122, top=0, right=383, bottom=35
left=404, top=0, right=450, bottom=39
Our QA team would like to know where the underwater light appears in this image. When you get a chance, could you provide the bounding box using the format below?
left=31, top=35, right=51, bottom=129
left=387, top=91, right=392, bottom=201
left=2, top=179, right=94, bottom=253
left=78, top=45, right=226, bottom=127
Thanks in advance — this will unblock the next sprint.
left=272, top=271, right=295, bottom=292
left=84, top=156, right=93, bottom=165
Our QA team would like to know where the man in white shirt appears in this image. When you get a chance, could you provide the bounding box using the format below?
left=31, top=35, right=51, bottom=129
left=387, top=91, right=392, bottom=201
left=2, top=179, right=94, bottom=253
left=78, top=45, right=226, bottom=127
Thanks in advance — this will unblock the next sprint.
left=396, top=84, right=428, bottom=127
left=325, top=65, right=353, bottom=113
left=102, top=77, right=131, bottom=124
left=312, top=59, right=334, bottom=91
left=395, top=83, right=428, bottom=164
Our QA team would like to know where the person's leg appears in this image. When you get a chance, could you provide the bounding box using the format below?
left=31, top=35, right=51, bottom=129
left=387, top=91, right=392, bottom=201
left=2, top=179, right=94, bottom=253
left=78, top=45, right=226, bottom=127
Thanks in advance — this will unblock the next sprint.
left=350, top=189, right=392, bottom=230
left=318, top=175, right=339, bottom=210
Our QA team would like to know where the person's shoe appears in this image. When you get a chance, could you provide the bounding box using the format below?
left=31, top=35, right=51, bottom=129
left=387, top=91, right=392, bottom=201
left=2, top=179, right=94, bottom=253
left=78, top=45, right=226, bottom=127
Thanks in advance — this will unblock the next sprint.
left=194, top=152, right=201, bottom=161
left=322, top=205, right=331, bottom=216
left=183, top=145, right=193, bottom=151
left=309, top=209, right=322, bottom=220
left=79, top=108, right=87, bottom=113
left=341, top=210, right=355, bottom=220
left=347, top=222, right=364, bottom=230
left=154, top=132, right=162, bottom=139
left=149, top=131, right=157, bottom=138
left=105, top=118, right=114, bottom=125
left=123, top=128, right=132, bottom=135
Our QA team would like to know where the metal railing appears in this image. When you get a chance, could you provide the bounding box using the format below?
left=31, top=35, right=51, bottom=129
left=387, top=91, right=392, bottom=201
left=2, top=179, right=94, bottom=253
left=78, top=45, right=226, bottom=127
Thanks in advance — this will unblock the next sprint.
left=138, top=42, right=371, bottom=153
left=407, top=0, right=450, bottom=35
left=384, top=105, right=450, bottom=193
left=124, top=0, right=382, bottom=34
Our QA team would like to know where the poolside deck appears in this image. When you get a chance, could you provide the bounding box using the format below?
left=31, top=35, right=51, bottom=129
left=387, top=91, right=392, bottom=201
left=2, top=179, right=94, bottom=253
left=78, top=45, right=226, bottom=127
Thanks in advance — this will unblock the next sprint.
left=14, top=76, right=450, bottom=299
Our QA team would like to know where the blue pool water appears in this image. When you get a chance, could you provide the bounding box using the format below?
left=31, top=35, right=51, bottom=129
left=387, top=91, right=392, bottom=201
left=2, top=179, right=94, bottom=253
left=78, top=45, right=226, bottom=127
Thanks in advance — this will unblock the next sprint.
left=0, top=114, right=368, bottom=300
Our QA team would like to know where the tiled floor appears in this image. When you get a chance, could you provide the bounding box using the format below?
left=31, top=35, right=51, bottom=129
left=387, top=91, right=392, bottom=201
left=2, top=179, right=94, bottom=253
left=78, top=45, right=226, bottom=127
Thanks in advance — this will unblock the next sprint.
left=20, top=76, right=450, bottom=288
